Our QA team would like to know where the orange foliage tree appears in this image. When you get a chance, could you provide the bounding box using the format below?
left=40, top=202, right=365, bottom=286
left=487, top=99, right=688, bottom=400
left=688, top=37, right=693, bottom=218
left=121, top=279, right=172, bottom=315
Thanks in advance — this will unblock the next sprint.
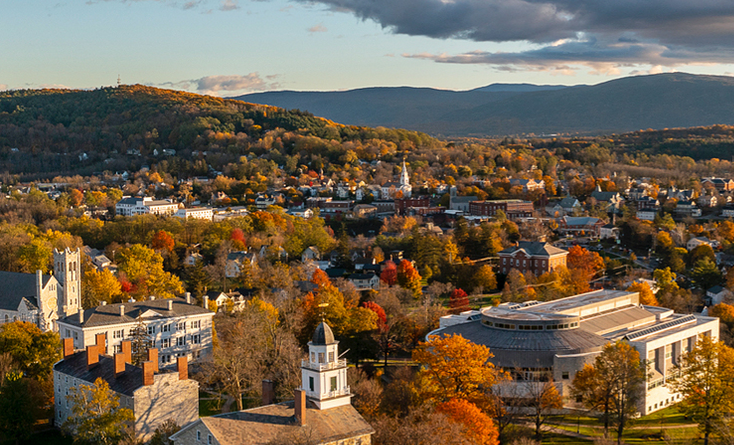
left=436, top=399, right=499, bottom=445
left=151, top=230, right=175, bottom=253
left=311, top=268, right=331, bottom=288
left=397, top=259, right=422, bottom=298
left=566, top=245, right=605, bottom=293
left=626, top=281, right=658, bottom=306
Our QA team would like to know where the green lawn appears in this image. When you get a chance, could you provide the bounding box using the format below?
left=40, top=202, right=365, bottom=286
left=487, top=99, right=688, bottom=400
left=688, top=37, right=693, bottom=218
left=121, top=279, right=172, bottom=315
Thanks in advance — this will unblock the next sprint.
left=200, top=395, right=223, bottom=416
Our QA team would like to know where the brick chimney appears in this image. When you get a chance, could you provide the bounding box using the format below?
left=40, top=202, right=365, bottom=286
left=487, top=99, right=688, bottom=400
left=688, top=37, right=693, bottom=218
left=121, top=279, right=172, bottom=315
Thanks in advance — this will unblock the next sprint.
left=177, top=356, right=188, bottom=381
left=262, top=380, right=275, bottom=406
left=62, top=337, right=74, bottom=359
left=294, top=389, right=306, bottom=426
left=95, top=333, right=106, bottom=355
left=142, top=361, right=155, bottom=386
left=147, top=348, right=159, bottom=373
left=167, top=300, right=173, bottom=311
left=114, top=353, right=126, bottom=378
left=86, top=345, right=99, bottom=369
left=121, top=340, right=132, bottom=364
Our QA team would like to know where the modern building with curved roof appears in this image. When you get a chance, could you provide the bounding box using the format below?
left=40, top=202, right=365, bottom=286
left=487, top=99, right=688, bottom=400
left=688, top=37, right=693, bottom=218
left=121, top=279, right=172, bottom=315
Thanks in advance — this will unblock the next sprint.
left=433, top=289, right=719, bottom=415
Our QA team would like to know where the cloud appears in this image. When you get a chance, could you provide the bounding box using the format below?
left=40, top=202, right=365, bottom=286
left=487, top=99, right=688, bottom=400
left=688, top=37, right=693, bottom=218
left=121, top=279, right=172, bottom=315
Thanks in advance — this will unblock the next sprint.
left=219, top=0, right=238, bottom=10
left=286, top=0, right=734, bottom=70
left=308, top=24, right=328, bottom=33
left=157, top=73, right=279, bottom=96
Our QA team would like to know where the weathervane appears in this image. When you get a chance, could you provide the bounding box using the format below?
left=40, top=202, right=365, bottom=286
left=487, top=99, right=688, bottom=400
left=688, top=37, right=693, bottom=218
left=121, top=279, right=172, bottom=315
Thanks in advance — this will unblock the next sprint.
left=317, top=302, right=329, bottom=322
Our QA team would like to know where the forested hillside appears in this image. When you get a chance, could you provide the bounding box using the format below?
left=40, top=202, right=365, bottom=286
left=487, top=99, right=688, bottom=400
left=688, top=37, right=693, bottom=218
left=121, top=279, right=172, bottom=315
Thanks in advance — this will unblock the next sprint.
left=0, top=85, right=435, bottom=178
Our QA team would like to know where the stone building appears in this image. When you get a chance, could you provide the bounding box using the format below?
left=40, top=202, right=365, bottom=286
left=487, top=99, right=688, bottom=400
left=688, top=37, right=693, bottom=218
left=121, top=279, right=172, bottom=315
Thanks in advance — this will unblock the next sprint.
left=498, top=241, right=568, bottom=276
left=54, top=336, right=198, bottom=442
left=56, top=295, right=214, bottom=368
left=432, top=289, right=719, bottom=415
left=170, top=322, right=374, bottom=445
left=0, top=247, right=81, bottom=331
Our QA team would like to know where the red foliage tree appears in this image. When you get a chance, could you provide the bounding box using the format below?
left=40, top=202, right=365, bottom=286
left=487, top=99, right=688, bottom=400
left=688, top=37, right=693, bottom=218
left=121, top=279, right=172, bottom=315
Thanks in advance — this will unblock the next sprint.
left=230, top=228, right=247, bottom=251
left=363, top=301, right=387, bottom=328
left=151, top=230, right=175, bottom=253
left=448, top=288, right=470, bottom=314
left=311, top=268, right=331, bottom=288
left=380, top=261, right=397, bottom=286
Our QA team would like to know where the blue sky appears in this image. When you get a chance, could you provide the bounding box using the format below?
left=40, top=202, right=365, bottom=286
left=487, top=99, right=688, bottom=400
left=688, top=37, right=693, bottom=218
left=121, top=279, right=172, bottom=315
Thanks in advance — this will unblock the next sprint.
left=3, top=0, right=734, bottom=95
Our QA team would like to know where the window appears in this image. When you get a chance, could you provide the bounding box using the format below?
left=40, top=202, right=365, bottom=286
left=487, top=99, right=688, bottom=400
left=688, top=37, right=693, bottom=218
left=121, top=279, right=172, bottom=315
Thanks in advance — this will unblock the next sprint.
left=330, top=376, right=337, bottom=391
left=162, top=324, right=170, bottom=333
left=197, top=430, right=201, bottom=441
left=208, top=434, right=212, bottom=445
left=114, top=344, right=122, bottom=354
left=113, top=329, right=124, bottom=339
left=177, top=337, right=186, bottom=346
left=192, top=320, right=201, bottom=329
left=311, top=352, right=315, bottom=362
left=318, top=352, right=325, bottom=363
left=192, top=334, right=201, bottom=344
left=562, top=372, right=569, bottom=380
left=177, top=322, right=186, bottom=331
left=162, top=338, right=171, bottom=348
left=309, top=376, right=314, bottom=391
left=328, top=352, right=334, bottom=362
left=147, top=326, right=155, bottom=335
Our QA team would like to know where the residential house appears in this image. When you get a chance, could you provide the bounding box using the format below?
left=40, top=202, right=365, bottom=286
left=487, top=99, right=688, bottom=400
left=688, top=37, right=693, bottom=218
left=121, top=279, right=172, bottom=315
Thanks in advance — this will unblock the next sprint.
left=347, top=273, right=380, bottom=291
left=705, top=285, right=733, bottom=306
left=225, top=251, right=257, bottom=278
left=675, top=200, right=702, bottom=218
left=509, top=178, right=545, bottom=193
left=687, top=237, right=716, bottom=252
left=557, top=216, right=606, bottom=237
left=702, top=177, right=734, bottom=192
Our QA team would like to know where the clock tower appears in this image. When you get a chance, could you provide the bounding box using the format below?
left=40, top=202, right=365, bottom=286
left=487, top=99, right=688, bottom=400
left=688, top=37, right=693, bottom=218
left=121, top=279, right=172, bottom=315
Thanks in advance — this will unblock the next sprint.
left=301, top=322, right=352, bottom=410
left=54, top=248, right=81, bottom=317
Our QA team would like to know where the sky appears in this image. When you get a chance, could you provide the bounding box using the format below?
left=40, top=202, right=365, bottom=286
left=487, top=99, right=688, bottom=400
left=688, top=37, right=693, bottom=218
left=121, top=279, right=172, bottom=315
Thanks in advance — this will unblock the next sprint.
left=3, top=0, right=734, bottom=95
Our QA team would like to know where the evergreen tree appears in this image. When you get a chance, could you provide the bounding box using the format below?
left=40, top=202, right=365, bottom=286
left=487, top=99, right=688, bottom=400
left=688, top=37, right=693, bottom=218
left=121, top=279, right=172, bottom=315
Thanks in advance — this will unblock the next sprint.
left=129, top=315, right=152, bottom=366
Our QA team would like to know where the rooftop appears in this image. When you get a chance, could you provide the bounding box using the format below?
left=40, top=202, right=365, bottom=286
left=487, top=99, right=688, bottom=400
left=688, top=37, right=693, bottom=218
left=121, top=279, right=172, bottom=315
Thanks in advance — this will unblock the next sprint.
left=57, top=297, right=212, bottom=328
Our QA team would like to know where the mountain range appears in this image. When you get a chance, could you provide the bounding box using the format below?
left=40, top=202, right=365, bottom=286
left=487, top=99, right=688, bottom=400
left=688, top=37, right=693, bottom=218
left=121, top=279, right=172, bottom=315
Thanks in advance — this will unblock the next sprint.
left=236, top=73, right=734, bottom=137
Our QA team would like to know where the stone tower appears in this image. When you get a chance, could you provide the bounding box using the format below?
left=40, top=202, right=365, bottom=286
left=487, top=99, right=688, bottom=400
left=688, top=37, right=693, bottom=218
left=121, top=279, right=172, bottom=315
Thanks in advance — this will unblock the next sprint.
left=54, top=248, right=81, bottom=317
left=300, top=322, right=351, bottom=409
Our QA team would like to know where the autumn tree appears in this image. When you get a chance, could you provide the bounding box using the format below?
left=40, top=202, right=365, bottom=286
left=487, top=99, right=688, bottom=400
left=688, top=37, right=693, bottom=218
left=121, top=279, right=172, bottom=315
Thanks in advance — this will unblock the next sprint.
left=448, top=288, right=470, bottom=314
left=413, top=333, right=505, bottom=405
left=473, top=265, right=497, bottom=292
left=626, top=281, right=658, bottom=306
left=397, top=259, right=422, bottom=298
left=0, top=321, right=60, bottom=383
left=667, top=336, right=734, bottom=445
left=567, top=245, right=605, bottom=293
left=0, top=371, right=44, bottom=444
left=151, top=230, right=175, bottom=253
left=436, top=398, right=499, bottom=445
left=526, top=374, right=563, bottom=440
left=380, top=260, right=398, bottom=286
left=62, top=377, right=135, bottom=445
left=116, top=244, right=184, bottom=299
left=571, top=341, right=645, bottom=444
left=83, top=267, right=123, bottom=307
left=691, top=258, right=722, bottom=290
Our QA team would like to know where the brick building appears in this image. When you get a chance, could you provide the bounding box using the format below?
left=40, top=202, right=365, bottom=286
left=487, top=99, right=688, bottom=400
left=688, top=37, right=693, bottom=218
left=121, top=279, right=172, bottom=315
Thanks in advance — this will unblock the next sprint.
left=498, top=241, right=568, bottom=275
left=469, top=199, right=534, bottom=220
left=395, top=196, right=430, bottom=215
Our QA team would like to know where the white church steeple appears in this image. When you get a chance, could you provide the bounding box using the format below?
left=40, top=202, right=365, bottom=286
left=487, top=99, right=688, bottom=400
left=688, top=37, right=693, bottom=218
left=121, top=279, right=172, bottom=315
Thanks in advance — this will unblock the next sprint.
left=398, top=158, right=412, bottom=198
left=301, top=322, right=351, bottom=409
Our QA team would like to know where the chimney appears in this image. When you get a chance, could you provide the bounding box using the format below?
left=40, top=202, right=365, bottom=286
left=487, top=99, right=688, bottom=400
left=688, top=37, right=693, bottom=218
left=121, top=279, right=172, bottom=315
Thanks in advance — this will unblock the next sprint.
left=78, top=310, right=84, bottom=324
left=294, top=389, right=306, bottom=426
left=167, top=300, right=173, bottom=311
left=142, top=361, right=155, bottom=386
left=86, top=345, right=99, bottom=369
left=121, top=340, right=132, bottom=364
left=119, top=305, right=125, bottom=317
left=147, top=348, right=159, bottom=373
left=203, top=295, right=209, bottom=309
left=101, top=301, right=107, bottom=306
left=185, top=292, right=191, bottom=304
left=95, top=333, right=106, bottom=355
left=177, top=356, right=188, bottom=381
left=149, top=295, right=155, bottom=301
left=114, top=353, right=126, bottom=377
left=262, top=380, right=275, bottom=406
left=62, top=337, right=74, bottom=359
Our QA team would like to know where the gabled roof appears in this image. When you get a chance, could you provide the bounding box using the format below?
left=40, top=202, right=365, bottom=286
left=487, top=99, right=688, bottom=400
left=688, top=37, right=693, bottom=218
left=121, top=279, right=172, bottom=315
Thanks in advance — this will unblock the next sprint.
left=184, top=400, right=374, bottom=445
left=53, top=352, right=146, bottom=397
left=499, top=241, right=568, bottom=258
left=57, top=298, right=212, bottom=328
left=561, top=216, right=603, bottom=226
left=0, top=271, right=51, bottom=311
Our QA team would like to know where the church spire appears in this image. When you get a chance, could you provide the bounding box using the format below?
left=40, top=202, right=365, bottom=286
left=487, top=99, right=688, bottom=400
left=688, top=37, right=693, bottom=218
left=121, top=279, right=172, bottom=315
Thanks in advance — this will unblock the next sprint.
left=400, top=158, right=410, bottom=186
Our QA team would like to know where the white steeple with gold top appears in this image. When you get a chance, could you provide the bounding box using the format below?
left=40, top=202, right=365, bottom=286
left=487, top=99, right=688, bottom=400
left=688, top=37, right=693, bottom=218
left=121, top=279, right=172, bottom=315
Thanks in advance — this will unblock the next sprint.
left=399, top=158, right=412, bottom=198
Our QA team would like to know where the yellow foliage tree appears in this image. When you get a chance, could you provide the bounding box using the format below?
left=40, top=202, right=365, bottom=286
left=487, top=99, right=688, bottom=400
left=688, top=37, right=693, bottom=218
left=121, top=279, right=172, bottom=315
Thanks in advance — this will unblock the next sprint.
left=413, top=334, right=505, bottom=406
left=626, top=281, right=658, bottom=306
